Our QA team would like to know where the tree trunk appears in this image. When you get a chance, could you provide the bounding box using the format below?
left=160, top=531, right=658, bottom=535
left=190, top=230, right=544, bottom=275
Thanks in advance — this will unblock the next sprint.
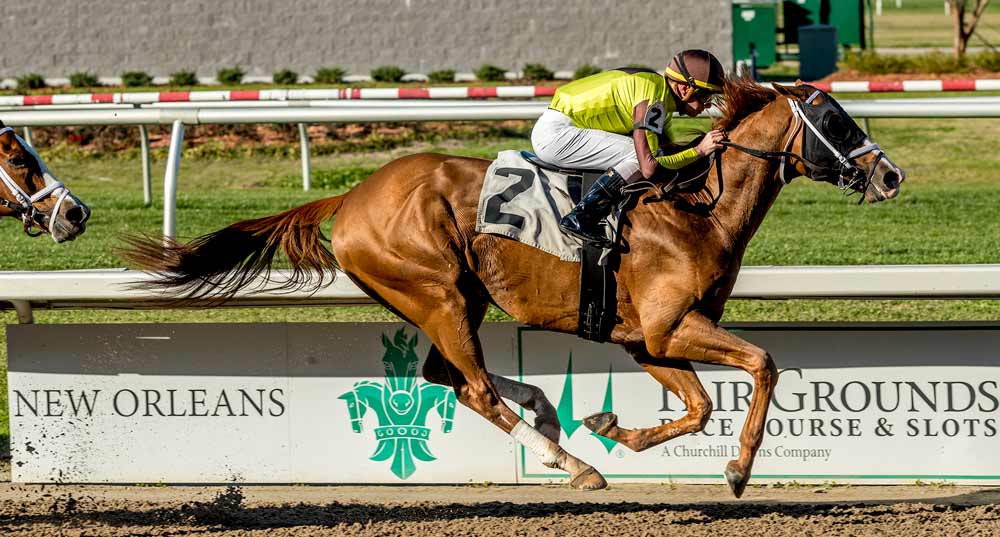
left=951, top=0, right=993, bottom=60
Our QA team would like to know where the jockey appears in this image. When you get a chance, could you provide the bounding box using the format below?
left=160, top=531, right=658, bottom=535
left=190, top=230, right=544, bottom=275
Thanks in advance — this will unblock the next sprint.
left=531, top=49, right=727, bottom=248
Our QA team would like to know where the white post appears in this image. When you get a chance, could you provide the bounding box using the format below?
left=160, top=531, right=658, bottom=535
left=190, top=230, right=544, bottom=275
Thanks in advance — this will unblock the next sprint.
left=896, top=0, right=902, bottom=7
left=876, top=0, right=882, bottom=16
left=139, top=125, right=152, bottom=207
left=22, top=126, right=34, bottom=147
left=11, top=300, right=34, bottom=324
left=945, top=1, right=950, bottom=15
left=163, top=120, right=184, bottom=240
left=298, top=123, right=311, bottom=191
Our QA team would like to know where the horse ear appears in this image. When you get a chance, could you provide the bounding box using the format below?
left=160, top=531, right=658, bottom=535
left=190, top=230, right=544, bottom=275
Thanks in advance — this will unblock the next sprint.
left=772, top=83, right=796, bottom=97
left=0, top=119, right=5, bottom=128
left=773, top=83, right=812, bottom=101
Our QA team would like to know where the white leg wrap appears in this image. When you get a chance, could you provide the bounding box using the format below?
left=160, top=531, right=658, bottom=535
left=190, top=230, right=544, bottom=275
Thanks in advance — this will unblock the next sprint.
left=511, top=421, right=560, bottom=466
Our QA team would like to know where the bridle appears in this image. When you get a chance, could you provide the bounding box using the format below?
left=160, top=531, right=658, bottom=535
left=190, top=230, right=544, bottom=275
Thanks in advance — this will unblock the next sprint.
left=720, top=90, right=888, bottom=202
left=0, top=126, right=76, bottom=239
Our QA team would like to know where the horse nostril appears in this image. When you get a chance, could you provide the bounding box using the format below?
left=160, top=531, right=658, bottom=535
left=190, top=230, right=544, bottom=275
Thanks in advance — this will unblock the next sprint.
left=882, top=171, right=900, bottom=190
left=65, top=206, right=85, bottom=224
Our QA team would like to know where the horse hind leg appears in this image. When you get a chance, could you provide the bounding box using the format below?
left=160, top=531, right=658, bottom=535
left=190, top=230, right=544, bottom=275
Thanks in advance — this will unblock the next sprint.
left=583, top=350, right=712, bottom=453
left=363, top=273, right=601, bottom=489
left=424, top=350, right=561, bottom=445
left=489, top=374, right=561, bottom=444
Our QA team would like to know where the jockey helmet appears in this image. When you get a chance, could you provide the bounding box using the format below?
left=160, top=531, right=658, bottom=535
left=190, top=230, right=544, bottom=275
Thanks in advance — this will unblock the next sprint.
left=664, top=49, right=725, bottom=102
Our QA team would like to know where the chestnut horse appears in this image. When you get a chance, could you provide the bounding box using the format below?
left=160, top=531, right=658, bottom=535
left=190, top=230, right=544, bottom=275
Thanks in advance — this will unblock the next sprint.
left=121, top=79, right=904, bottom=497
left=0, top=121, right=90, bottom=242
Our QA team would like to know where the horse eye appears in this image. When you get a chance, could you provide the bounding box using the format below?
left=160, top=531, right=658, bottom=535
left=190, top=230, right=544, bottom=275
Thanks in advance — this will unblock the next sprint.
left=8, top=154, right=29, bottom=168
left=824, top=114, right=850, bottom=141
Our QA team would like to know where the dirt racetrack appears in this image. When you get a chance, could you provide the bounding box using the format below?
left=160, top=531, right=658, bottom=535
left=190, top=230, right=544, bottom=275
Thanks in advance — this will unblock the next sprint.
left=1, top=483, right=998, bottom=536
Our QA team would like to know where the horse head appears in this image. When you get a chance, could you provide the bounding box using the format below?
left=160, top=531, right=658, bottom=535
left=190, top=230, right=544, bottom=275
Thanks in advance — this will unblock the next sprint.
left=0, top=121, right=90, bottom=242
left=772, top=83, right=905, bottom=204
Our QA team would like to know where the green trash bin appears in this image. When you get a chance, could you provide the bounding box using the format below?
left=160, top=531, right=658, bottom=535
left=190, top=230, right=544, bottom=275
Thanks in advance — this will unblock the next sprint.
left=732, top=1, right=777, bottom=69
left=799, top=24, right=838, bottom=81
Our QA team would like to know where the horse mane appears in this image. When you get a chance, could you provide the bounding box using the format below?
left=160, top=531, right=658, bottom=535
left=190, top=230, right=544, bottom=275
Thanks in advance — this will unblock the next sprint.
left=713, top=75, right=780, bottom=132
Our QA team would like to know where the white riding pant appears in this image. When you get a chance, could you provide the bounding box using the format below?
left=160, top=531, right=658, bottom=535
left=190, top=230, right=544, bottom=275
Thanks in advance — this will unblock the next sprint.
left=530, top=109, right=640, bottom=179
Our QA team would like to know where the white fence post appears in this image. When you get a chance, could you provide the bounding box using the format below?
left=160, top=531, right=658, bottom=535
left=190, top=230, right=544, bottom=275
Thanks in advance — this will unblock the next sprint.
left=139, top=125, right=152, bottom=207
left=299, top=123, right=311, bottom=191
left=162, top=120, right=184, bottom=240
left=21, top=126, right=33, bottom=147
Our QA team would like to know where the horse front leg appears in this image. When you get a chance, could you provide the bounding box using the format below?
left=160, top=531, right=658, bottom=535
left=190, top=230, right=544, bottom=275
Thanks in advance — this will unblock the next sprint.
left=648, top=311, right=778, bottom=498
left=583, top=350, right=713, bottom=452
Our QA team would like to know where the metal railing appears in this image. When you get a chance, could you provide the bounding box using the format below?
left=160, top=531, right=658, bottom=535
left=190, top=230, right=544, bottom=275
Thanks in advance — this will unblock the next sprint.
left=3, top=265, right=999, bottom=324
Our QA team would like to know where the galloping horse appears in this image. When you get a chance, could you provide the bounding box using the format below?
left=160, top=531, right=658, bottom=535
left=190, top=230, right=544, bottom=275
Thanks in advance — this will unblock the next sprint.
left=121, top=79, right=904, bottom=497
left=0, top=121, right=90, bottom=242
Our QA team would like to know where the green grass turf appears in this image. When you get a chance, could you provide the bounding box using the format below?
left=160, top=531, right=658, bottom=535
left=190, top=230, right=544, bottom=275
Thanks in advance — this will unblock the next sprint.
left=873, top=0, right=1000, bottom=49
left=2, top=111, right=1000, bottom=451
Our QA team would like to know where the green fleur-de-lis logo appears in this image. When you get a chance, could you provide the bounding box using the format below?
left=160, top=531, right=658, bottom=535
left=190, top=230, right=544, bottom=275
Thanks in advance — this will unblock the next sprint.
left=556, top=353, right=617, bottom=453
left=339, top=328, right=457, bottom=479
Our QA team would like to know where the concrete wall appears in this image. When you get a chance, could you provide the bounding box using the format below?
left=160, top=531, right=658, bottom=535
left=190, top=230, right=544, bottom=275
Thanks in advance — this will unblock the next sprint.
left=1, top=0, right=731, bottom=80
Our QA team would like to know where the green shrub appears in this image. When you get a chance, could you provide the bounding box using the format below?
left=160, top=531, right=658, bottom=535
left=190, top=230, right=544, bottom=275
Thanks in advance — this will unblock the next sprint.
left=842, top=51, right=906, bottom=74
left=69, top=71, right=100, bottom=88
left=475, top=64, right=507, bottom=82
left=522, top=63, right=554, bottom=81
left=371, top=65, right=406, bottom=82
left=314, top=67, right=346, bottom=84
left=287, top=166, right=377, bottom=190
left=217, top=66, right=245, bottom=85
left=974, top=51, right=1000, bottom=72
left=842, top=51, right=968, bottom=75
left=573, top=64, right=602, bottom=79
left=121, top=71, right=153, bottom=87
left=969, top=50, right=1000, bottom=72
left=273, top=69, right=299, bottom=85
left=16, top=73, right=47, bottom=91
left=169, top=70, right=199, bottom=86
left=912, top=52, right=966, bottom=74
left=427, top=69, right=456, bottom=83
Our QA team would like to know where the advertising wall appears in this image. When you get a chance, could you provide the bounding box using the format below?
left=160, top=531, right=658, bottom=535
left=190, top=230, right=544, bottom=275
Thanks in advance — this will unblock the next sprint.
left=7, top=322, right=1000, bottom=484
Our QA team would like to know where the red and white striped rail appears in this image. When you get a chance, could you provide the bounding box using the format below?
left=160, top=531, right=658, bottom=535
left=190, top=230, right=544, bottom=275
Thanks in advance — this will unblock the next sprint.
left=808, top=79, right=1000, bottom=93
left=2, top=80, right=1000, bottom=107
left=0, top=86, right=559, bottom=107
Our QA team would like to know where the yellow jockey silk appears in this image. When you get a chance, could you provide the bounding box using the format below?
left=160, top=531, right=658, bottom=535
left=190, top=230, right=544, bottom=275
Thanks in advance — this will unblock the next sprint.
left=549, top=69, right=699, bottom=170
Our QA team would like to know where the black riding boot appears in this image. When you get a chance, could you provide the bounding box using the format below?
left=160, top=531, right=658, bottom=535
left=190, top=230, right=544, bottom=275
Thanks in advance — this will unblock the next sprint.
left=559, top=169, right=626, bottom=249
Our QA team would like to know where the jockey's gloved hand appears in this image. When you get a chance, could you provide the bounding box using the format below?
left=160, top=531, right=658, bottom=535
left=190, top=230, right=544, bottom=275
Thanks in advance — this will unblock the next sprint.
left=696, top=130, right=726, bottom=156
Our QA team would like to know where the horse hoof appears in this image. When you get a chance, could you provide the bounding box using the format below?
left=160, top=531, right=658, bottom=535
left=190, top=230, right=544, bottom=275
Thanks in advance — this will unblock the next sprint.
left=724, top=460, right=749, bottom=498
left=583, top=412, right=618, bottom=437
left=570, top=467, right=608, bottom=490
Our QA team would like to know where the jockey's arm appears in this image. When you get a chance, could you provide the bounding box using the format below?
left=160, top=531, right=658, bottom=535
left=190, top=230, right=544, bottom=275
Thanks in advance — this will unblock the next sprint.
left=631, top=100, right=700, bottom=180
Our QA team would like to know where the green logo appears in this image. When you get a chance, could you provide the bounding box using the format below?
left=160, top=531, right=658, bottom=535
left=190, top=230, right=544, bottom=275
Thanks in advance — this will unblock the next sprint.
left=339, top=328, right=457, bottom=479
left=556, top=353, right=618, bottom=452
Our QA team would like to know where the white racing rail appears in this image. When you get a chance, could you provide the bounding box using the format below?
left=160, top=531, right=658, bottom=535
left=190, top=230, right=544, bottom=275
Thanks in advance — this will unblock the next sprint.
left=2, top=265, right=999, bottom=324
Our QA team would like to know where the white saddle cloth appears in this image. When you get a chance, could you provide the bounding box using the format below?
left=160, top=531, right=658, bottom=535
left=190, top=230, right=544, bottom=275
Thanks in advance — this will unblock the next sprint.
left=475, top=150, right=615, bottom=262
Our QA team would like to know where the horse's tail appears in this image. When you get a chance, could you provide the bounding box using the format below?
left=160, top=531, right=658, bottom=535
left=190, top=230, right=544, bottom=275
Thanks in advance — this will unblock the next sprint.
left=118, top=194, right=346, bottom=303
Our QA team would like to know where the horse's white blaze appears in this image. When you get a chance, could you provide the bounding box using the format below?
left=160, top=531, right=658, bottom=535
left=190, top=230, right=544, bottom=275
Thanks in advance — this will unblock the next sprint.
left=511, top=420, right=560, bottom=466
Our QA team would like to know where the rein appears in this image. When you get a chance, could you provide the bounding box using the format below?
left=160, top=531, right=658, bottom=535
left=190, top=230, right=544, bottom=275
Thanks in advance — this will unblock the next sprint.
left=0, top=126, right=73, bottom=239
